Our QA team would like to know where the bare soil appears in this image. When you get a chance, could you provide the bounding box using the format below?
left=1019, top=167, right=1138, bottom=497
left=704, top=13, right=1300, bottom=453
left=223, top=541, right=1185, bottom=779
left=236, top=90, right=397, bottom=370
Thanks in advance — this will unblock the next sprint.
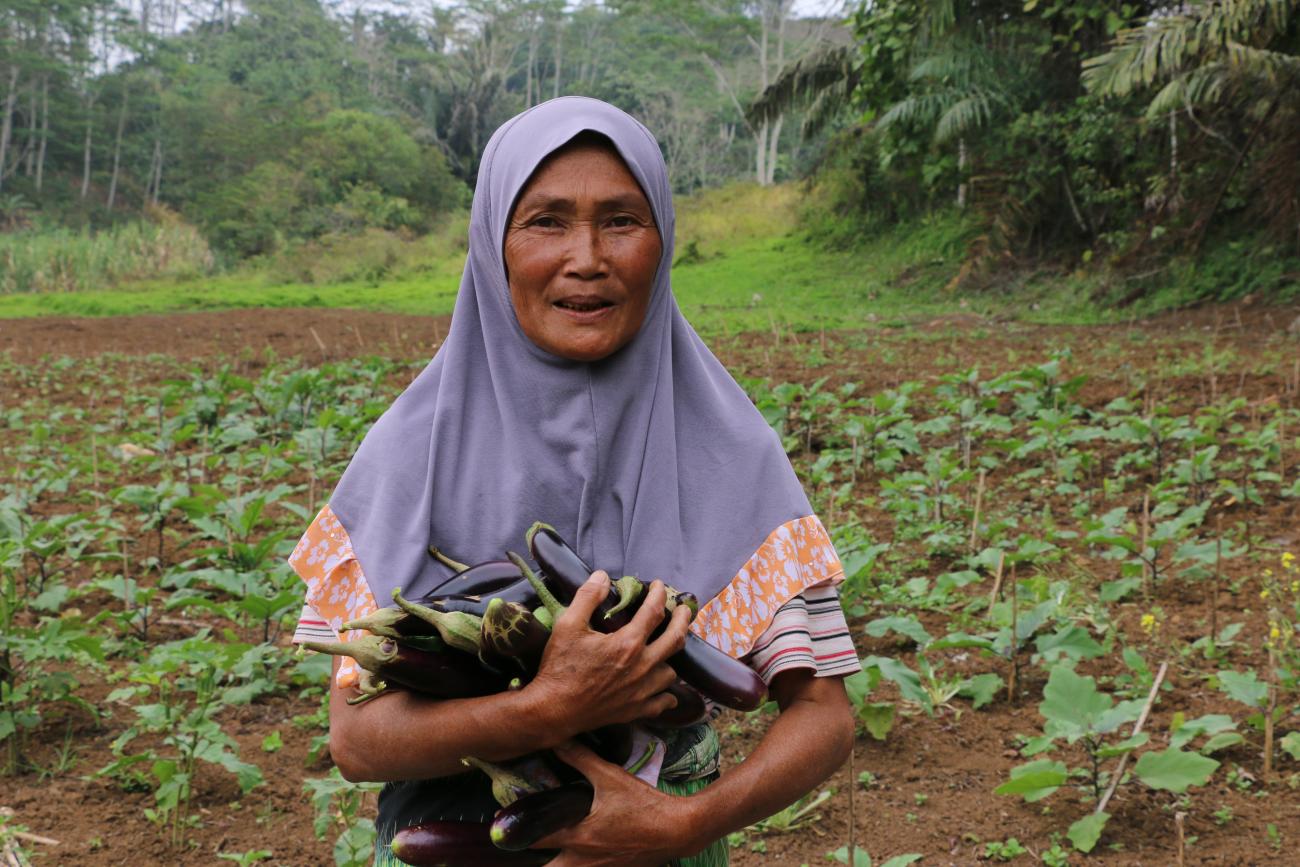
left=3, top=303, right=1299, bottom=867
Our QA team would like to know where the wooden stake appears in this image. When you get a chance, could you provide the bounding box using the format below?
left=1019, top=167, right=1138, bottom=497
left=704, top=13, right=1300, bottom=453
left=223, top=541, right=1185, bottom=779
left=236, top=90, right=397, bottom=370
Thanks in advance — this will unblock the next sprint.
left=1211, top=515, right=1222, bottom=642
left=1175, top=811, right=1187, bottom=867
left=1096, top=661, right=1169, bottom=815
left=986, top=551, right=1006, bottom=618
left=1264, top=645, right=1277, bottom=778
left=1140, top=490, right=1152, bottom=597
left=1007, top=565, right=1019, bottom=703
left=847, top=744, right=856, bottom=867
left=309, top=326, right=328, bottom=361
left=969, top=470, right=986, bottom=552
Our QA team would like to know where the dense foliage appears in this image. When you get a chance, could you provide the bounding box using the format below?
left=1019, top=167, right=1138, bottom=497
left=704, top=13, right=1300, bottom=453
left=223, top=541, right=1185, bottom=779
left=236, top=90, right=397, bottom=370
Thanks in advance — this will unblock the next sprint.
left=755, top=0, right=1300, bottom=294
left=0, top=0, right=837, bottom=264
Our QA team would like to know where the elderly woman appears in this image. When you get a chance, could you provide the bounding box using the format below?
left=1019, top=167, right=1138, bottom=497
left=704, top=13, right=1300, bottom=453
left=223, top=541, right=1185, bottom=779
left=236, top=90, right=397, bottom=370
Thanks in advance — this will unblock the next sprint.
left=289, top=97, right=859, bottom=866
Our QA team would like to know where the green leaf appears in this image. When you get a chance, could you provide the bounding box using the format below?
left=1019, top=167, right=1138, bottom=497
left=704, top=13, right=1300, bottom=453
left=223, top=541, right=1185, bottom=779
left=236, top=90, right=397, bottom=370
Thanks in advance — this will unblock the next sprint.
left=262, top=730, right=283, bottom=753
left=1096, top=731, right=1149, bottom=758
left=1199, top=733, right=1245, bottom=754
left=1170, top=714, right=1236, bottom=750
left=1278, top=732, right=1300, bottom=761
left=864, top=615, right=931, bottom=648
left=829, top=845, right=872, bottom=866
left=1099, top=577, right=1141, bottom=602
left=1067, top=812, right=1109, bottom=853
left=1035, top=625, right=1104, bottom=662
left=333, top=819, right=376, bottom=867
left=995, top=759, right=1067, bottom=802
left=1217, top=670, right=1268, bottom=709
left=1039, top=665, right=1111, bottom=742
left=1133, top=749, right=1219, bottom=792
left=958, top=673, right=1002, bottom=710
left=860, top=702, right=895, bottom=741
left=879, top=856, right=923, bottom=867
left=863, top=656, right=930, bottom=713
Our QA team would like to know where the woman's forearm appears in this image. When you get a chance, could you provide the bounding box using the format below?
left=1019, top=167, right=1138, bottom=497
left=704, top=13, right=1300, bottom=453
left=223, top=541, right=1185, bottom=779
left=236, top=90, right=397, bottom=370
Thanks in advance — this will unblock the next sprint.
left=328, top=658, right=575, bottom=782
left=676, top=670, right=855, bottom=854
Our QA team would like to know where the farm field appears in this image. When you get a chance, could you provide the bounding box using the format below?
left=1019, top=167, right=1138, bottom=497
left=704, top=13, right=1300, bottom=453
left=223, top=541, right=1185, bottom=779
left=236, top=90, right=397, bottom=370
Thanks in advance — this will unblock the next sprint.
left=2, top=303, right=1299, bottom=867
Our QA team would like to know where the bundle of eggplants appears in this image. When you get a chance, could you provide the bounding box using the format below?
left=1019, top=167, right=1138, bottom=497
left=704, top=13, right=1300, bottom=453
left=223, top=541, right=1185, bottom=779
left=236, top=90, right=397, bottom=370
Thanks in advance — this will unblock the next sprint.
left=301, top=524, right=766, bottom=866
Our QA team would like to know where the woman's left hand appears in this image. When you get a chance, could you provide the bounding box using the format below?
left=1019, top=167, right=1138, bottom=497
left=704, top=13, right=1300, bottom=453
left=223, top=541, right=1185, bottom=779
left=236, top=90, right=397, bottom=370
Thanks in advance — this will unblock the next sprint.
left=533, top=740, right=699, bottom=866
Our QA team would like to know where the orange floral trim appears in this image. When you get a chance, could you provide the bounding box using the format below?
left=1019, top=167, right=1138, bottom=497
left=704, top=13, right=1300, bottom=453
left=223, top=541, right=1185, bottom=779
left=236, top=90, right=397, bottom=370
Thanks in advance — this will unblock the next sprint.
left=690, top=515, right=844, bottom=659
left=288, top=504, right=379, bottom=689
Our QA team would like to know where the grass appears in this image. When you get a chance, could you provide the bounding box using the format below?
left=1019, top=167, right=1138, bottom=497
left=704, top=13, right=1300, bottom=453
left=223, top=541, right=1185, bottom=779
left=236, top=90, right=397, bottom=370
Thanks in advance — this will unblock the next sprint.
left=8, top=182, right=1291, bottom=329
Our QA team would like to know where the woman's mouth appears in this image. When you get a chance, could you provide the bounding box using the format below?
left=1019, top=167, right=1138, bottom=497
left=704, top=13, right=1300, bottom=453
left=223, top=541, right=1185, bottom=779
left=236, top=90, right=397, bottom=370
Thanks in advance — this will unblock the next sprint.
left=553, top=296, right=616, bottom=322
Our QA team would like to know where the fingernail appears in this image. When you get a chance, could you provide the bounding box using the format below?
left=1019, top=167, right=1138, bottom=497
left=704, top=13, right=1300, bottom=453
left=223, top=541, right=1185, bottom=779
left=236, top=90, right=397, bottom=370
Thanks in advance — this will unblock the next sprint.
left=592, top=570, right=609, bottom=586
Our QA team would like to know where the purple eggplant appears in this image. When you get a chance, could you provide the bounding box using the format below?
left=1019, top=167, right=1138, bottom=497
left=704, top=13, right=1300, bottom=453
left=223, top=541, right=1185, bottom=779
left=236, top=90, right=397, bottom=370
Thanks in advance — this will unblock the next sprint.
left=646, top=680, right=708, bottom=728
left=490, top=782, right=594, bottom=852
left=427, top=559, right=527, bottom=598
left=479, top=597, right=551, bottom=675
left=525, top=522, right=768, bottom=711
left=422, top=579, right=540, bottom=617
left=302, top=635, right=504, bottom=699
left=391, top=820, right=556, bottom=866
left=576, top=723, right=634, bottom=766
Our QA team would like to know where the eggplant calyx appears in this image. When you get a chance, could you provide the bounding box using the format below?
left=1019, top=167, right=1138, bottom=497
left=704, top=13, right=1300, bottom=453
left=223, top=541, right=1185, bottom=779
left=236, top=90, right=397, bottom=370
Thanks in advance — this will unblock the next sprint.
left=507, top=551, right=566, bottom=622
left=427, top=543, right=470, bottom=574
left=462, top=755, right=543, bottom=807
left=301, top=635, right=398, bottom=671
left=524, top=521, right=559, bottom=552
left=625, top=740, right=658, bottom=776
left=341, top=607, right=406, bottom=637
left=603, top=576, right=644, bottom=620
left=391, top=588, right=483, bottom=655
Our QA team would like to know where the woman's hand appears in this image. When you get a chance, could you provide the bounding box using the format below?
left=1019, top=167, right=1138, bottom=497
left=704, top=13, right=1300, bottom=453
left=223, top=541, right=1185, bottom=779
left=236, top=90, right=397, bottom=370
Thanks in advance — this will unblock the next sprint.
left=532, top=740, right=699, bottom=867
left=525, top=570, right=693, bottom=739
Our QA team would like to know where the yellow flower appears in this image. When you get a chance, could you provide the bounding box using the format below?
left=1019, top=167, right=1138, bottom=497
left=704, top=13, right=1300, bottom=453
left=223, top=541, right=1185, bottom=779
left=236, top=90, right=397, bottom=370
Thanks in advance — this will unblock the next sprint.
left=1140, top=613, right=1157, bottom=634
left=1270, top=625, right=1282, bottom=641
left=1264, top=568, right=1274, bottom=578
left=1283, top=552, right=1296, bottom=569
left=1260, top=589, right=1271, bottom=600
left=1291, top=580, right=1299, bottom=593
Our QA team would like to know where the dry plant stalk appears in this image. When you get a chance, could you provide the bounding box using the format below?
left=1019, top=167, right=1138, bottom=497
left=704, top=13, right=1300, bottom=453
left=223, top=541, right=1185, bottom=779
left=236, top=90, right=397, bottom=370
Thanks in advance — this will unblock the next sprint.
left=1096, top=661, right=1170, bottom=815
left=1007, top=564, right=1019, bottom=703
left=1175, top=811, right=1187, bottom=867
left=1140, top=490, right=1152, bottom=597
left=1264, top=645, right=1277, bottom=778
left=1212, top=514, right=1223, bottom=641
left=970, top=469, right=986, bottom=552
left=986, top=551, right=1006, bottom=618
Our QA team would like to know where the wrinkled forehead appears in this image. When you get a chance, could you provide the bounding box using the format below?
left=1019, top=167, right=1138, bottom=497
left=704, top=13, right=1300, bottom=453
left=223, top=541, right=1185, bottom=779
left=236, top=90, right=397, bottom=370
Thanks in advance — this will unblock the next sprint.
left=477, top=98, right=673, bottom=252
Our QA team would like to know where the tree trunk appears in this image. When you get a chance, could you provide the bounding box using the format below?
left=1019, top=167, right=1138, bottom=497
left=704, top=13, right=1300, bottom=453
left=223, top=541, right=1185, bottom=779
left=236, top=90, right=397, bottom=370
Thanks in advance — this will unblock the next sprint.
left=0, top=65, right=20, bottom=194
left=107, top=84, right=130, bottom=211
left=553, top=21, right=562, bottom=98
left=81, top=108, right=94, bottom=199
left=763, top=2, right=788, bottom=186
left=35, top=75, right=48, bottom=192
left=957, top=137, right=967, bottom=208
left=24, top=81, right=36, bottom=176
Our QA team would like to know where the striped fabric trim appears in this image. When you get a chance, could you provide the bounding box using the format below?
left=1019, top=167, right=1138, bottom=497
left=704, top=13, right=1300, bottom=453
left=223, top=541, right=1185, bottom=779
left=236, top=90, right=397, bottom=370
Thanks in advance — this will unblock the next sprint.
left=291, top=604, right=340, bottom=644
left=742, top=582, right=861, bottom=685
left=692, top=515, right=844, bottom=660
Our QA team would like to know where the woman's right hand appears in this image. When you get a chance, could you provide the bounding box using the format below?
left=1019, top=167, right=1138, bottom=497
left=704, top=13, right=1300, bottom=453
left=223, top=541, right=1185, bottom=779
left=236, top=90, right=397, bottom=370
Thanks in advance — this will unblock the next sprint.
left=525, top=571, right=692, bottom=737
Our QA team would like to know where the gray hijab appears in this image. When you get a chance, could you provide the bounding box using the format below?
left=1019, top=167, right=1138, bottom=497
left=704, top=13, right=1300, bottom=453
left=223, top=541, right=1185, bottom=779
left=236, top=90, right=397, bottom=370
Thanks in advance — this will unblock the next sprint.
left=330, top=96, right=813, bottom=609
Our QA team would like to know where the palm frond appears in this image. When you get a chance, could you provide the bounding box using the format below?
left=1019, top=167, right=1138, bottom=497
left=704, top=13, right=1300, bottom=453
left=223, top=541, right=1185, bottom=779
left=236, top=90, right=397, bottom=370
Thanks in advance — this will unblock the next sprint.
left=933, top=88, right=1002, bottom=143
left=747, top=45, right=858, bottom=127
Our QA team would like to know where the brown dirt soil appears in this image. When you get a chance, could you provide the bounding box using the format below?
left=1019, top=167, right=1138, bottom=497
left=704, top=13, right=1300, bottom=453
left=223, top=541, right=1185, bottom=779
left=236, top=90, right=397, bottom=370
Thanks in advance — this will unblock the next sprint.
left=3, top=303, right=1300, bottom=867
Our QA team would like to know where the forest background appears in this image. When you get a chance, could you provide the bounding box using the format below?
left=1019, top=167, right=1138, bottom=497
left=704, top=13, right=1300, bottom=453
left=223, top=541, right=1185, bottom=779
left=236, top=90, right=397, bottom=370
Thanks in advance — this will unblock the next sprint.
left=0, top=0, right=1298, bottom=313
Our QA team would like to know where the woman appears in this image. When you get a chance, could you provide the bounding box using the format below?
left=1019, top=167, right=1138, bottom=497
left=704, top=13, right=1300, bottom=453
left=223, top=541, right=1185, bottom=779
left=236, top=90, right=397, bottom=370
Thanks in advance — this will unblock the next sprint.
left=290, top=97, right=859, bottom=866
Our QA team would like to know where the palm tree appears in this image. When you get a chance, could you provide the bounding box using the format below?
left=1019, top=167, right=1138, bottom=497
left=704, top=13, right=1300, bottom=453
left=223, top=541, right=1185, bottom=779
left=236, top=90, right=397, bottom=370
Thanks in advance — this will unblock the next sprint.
left=1083, top=0, right=1300, bottom=249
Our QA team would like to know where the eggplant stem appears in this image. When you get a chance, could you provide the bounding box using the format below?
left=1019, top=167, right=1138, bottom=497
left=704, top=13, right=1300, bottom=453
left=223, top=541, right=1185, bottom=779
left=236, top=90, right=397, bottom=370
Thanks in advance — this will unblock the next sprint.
left=427, top=544, right=470, bottom=574
left=301, top=635, right=396, bottom=673
left=524, top=521, right=558, bottom=552
left=341, top=607, right=405, bottom=637
left=390, top=589, right=483, bottom=655
left=626, top=741, right=658, bottom=776
left=507, top=551, right=566, bottom=621
left=603, top=575, right=644, bottom=620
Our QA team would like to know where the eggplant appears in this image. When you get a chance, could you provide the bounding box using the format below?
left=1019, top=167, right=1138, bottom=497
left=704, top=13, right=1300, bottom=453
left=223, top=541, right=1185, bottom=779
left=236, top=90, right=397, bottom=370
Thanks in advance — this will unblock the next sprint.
left=480, top=597, right=551, bottom=675
left=427, top=559, right=526, bottom=598
left=462, top=756, right=547, bottom=807
left=342, top=606, right=441, bottom=641
left=422, top=579, right=540, bottom=617
left=391, top=820, right=556, bottom=866
left=490, top=782, right=594, bottom=852
left=645, top=680, right=708, bottom=728
left=525, top=522, right=768, bottom=711
left=392, top=589, right=484, bottom=655
left=302, top=635, right=504, bottom=699
left=576, top=723, right=634, bottom=766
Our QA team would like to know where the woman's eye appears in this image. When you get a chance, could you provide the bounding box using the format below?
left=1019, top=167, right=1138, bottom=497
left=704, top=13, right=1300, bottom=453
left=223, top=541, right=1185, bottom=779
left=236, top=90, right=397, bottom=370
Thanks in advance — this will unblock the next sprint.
left=532, top=216, right=560, bottom=228
left=609, top=215, right=636, bottom=228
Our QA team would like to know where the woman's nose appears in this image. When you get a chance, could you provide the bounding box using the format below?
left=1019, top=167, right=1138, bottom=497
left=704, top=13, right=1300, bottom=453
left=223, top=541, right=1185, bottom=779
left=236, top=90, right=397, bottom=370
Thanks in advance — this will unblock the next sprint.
left=564, top=223, right=608, bottom=279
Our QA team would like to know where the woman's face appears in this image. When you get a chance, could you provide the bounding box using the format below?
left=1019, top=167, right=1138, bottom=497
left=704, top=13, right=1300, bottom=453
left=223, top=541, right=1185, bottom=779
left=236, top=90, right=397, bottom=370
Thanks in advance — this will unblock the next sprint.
left=504, top=140, right=662, bottom=362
